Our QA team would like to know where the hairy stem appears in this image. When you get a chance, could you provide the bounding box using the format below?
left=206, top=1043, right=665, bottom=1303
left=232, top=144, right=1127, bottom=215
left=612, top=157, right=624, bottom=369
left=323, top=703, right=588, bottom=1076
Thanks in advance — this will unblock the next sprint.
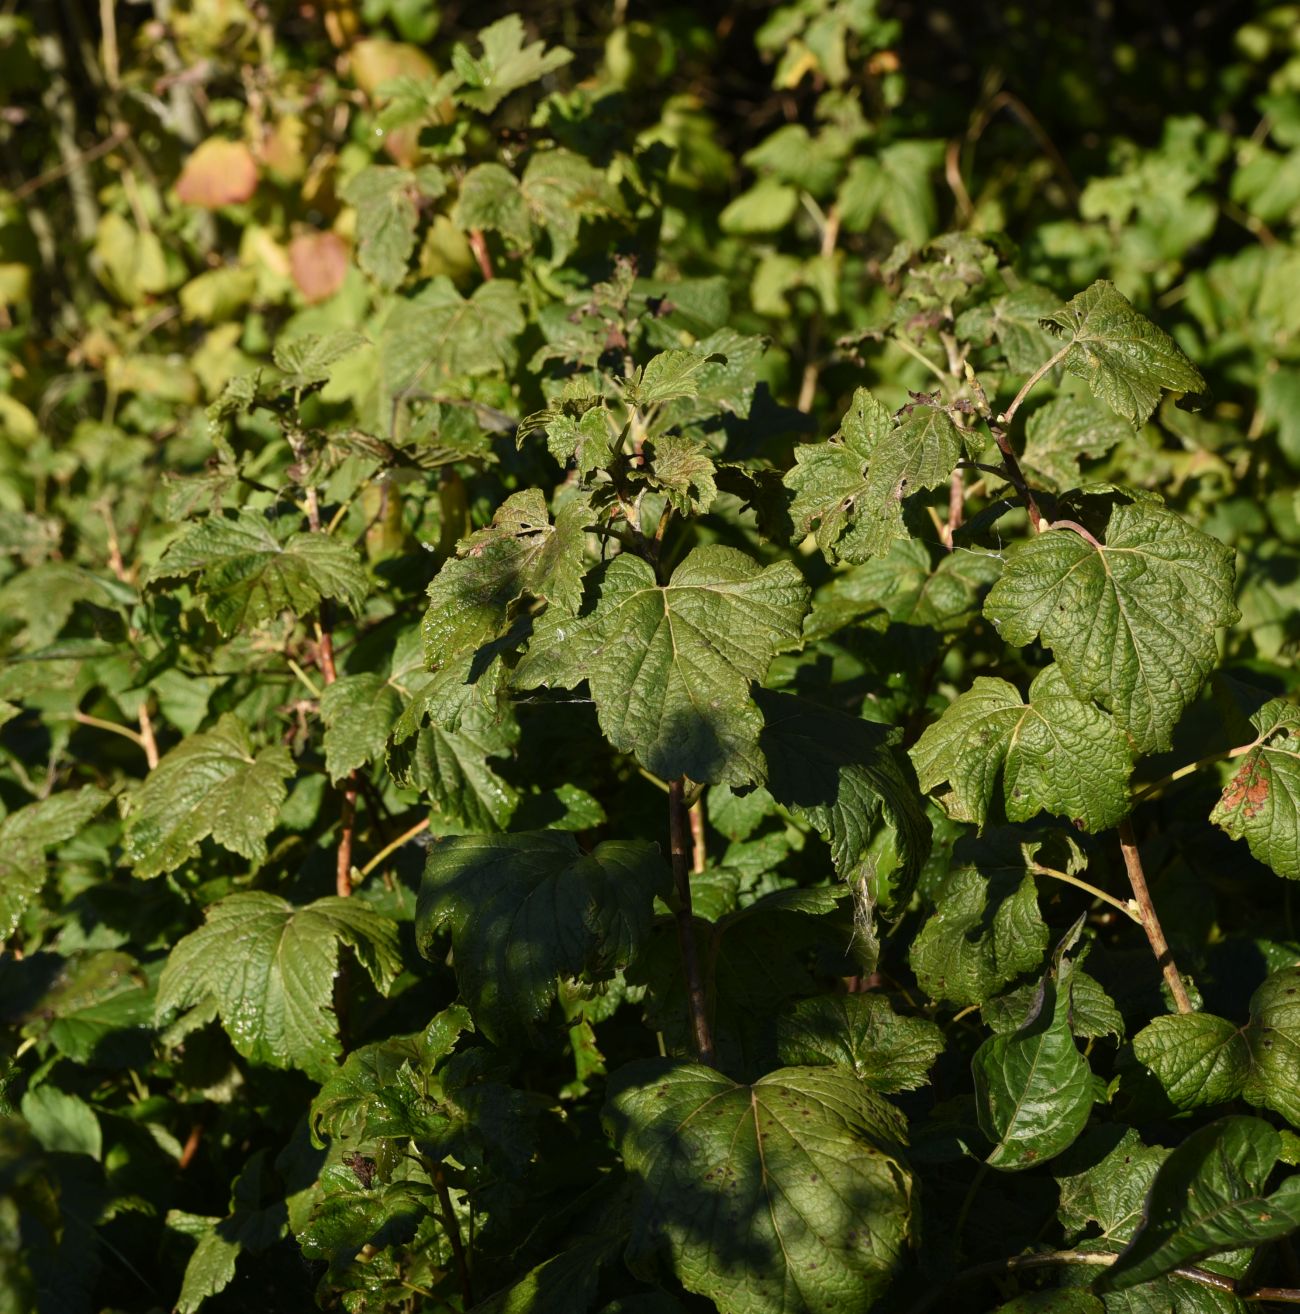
left=669, top=779, right=716, bottom=1065
left=1118, top=819, right=1194, bottom=1014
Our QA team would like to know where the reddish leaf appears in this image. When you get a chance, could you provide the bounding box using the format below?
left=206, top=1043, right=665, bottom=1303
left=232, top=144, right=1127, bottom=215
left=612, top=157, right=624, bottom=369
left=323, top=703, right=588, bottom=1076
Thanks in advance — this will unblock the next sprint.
left=289, top=231, right=350, bottom=303
left=176, top=139, right=259, bottom=209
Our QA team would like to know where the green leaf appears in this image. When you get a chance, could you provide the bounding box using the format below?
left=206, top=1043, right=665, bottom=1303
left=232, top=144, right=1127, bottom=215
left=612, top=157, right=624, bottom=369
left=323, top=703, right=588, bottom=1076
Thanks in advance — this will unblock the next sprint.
left=473, top=1236, right=622, bottom=1314
left=311, top=1005, right=473, bottom=1145
left=1210, top=698, right=1300, bottom=879
left=1097, top=1116, right=1300, bottom=1291
left=1020, top=393, right=1133, bottom=491
left=785, top=388, right=971, bottom=563
left=155, top=892, right=401, bottom=1079
left=150, top=511, right=370, bottom=637
left=993, top=1295, right=1105, bottom=1314
left=320, top=673, right=404, bottom=784
left=515, top=546, right=808, bottom=786
left=755, top=689, right=931, bottom=917
left=341, top=166, right=420, bottom=289
left=604, top=1061, right=913, bottom=1314
left=910, top=666, right=1133, bottom=834
left=416, top=832, right=668, bottom=1042
left=635, top=433, right=717, bottom=515
left=1130, top=966, right=1300, bottom=1125
left=454, top=14, right=572, bottom=113
left=273, top=331, right=369, bottom=390
left=0, top=788, right=109, bottom=939
left=412, top=489, right=589, bottom=729
left=172, top=1219, right=239, bottom=1314
left=984, top=502, right=1240, bottom=753
left=774, top=995, right=944, bottom=1092
left=390, top=702, right=519, bottom=832
left=910, top=832, right=1049, bottom=1008
left=719, top=178, right=800, bottom=234
left=1131, top=1014, right=1248, bottom=1110
left=20, top=1087, right=101, bottom=1159
left=985, top=966, right=1124, bottom=1042
left=973, top=924, right=1096, bottom=1170
left=628, top=348, right=728, bottom=407
left=1039, top=281, right=1207, bottom=427
left=1242, top=966, right=1300, bottom=1126
left=122, top=714, right=294, bottom=877
left=956, top=284, right=1062, bottom=375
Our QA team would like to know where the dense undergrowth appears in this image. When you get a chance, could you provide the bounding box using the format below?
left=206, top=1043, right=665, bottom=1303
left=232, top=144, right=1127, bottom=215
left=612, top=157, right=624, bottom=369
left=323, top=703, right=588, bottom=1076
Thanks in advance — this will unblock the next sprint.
left=3, top=2, right=1300, bottom=1312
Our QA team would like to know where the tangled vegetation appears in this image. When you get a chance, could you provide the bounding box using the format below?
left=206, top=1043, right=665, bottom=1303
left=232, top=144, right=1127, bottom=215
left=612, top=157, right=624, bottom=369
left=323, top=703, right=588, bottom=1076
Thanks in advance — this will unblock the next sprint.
left=4, top=2, right=1300, bottom=1311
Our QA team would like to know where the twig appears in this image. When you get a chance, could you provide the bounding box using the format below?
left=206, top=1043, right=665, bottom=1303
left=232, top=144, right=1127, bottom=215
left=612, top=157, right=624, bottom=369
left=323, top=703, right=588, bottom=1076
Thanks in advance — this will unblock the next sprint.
left=944, top=467, right=964, bottom=548
left=1134, top=742, right=1254, bottom=803
left=467, top=228, right=494, bottom=281
left=12, top=125, right=128, bottom=202
left=1118, top=819, right=1193, bottom=1014
left=1048, top=519, right=1104, bottom=550
left=177, top=1123, right=202, bottom=1171
left=669, top=779, right=716, bottom=1065
left=689, top=798, right=706, bottom=873
left=358, top=816, right=431, bottom=879
left=71, top=711, right=147, bottom=751
left=965, top=364, right=1043, bottom=530
left=1031, top=865, right=1141, bottom=924
left=796, top=204, right=841, bottom=413
left=432, top=1164, right=473, bottom=1307
left=998, top=345, right=1070, bottom=428
left=945, top=138, right=974, bottom=224
left=906, top=1246, right=1300, bottom=1314
left=892, top=334, right=951, bottom=387
left=138, top=703, right=160, bottom=770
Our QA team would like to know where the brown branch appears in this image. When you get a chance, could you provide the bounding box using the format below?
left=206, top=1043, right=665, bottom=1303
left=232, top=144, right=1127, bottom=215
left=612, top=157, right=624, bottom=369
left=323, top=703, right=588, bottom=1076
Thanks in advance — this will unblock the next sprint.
left=907, top=1247, right=1300, bottom=1314
left=432, top=1164, right=473, bottom=1307
left=12, top=125, right=128, bottom=202
left=796, top=203, right=841, bottom=413
left=669, top=779, right=716, bottom=1065
left=689, top=798, right=707, bottom=873
left=467, top=228, right=494, bottom=281
left=1118, top=819, right=1194, bottom=1014
left=965, top=365, right=1043, bottom=531
left=138, top=702, right=160, bottom=771
left=177, top=1123, right=203, bottom=1171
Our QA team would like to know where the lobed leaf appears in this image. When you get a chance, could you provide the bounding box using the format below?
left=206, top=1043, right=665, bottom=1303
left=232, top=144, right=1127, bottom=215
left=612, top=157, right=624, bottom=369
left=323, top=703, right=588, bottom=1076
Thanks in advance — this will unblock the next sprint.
left=984, top=502, right=1239, bottom=753
left=911, top=666, right=1133, bottom=833
left=1039, top=280, right=1207, bottom=427
left=155, top=892, right=401, bottom=1079
left=604, top=1061, right=913, bottom=1314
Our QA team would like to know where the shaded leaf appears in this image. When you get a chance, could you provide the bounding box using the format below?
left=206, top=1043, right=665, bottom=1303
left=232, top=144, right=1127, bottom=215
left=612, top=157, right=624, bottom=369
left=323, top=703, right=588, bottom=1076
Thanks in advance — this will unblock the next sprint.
left=775, top=995, right=944, bottom=1092
left=1098, top=1116, right=1300, bottom=1291
left=604, top=1061, right=913, bottom=1314
left=756, top=689, right=931, bottom=917
left=416, top=832, right=668, bottom=1042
